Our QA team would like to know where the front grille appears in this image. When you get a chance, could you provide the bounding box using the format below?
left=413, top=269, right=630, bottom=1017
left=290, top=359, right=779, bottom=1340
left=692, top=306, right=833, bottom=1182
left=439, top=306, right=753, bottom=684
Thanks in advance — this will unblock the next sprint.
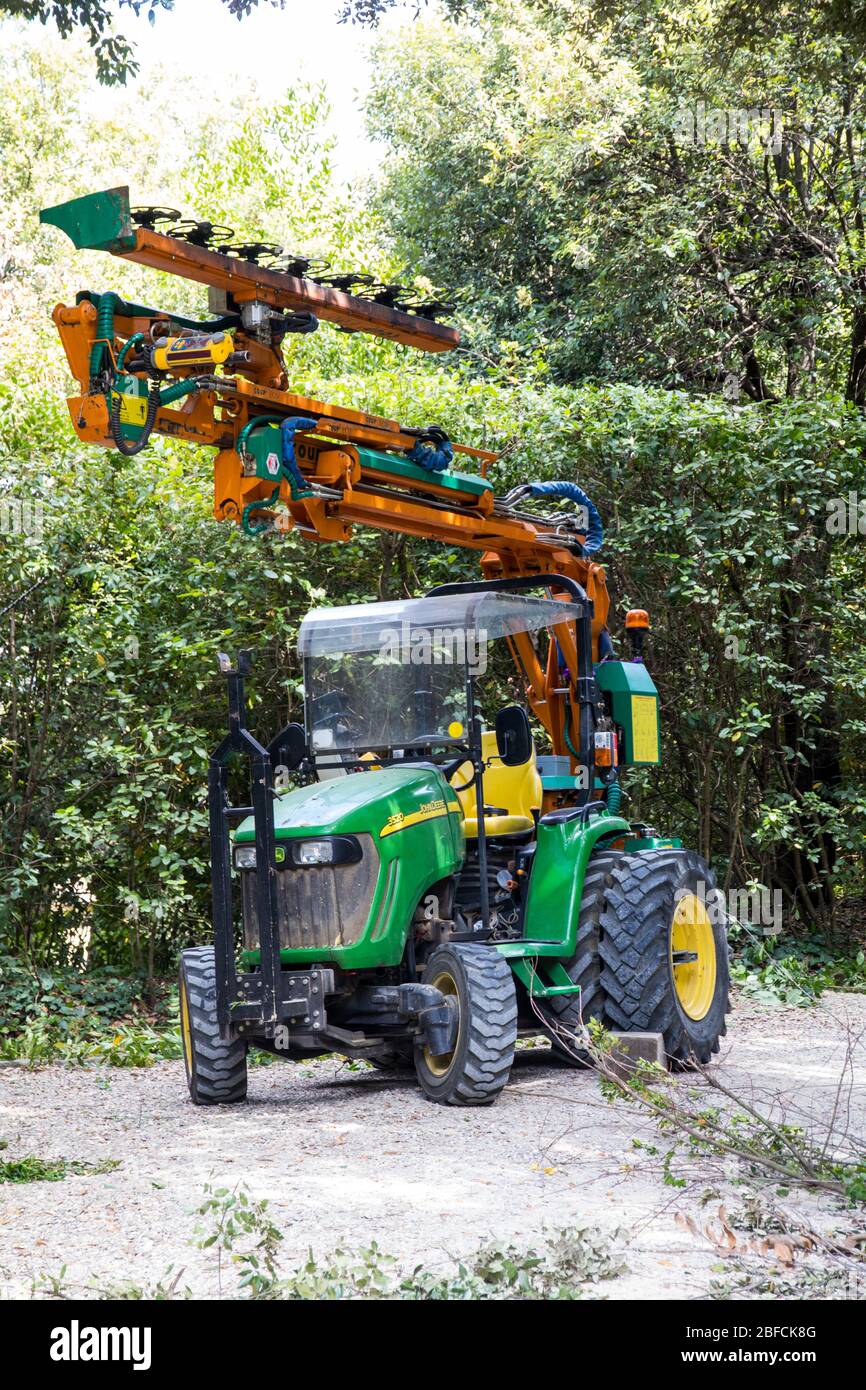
left=241, top=834, right=379, bottom=951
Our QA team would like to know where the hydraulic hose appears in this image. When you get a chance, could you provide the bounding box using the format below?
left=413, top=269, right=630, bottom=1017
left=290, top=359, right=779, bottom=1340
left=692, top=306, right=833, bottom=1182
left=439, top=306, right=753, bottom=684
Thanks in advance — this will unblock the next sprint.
left=562, top=700, right=581, bottom=761
left=502, top=479, right=604, bottom=554
left=605, top=775, right=622, bottom=815
left=523, top=480, right=603, bottom=553
left=280, top=417, right=318, bottom=499
left=109, top=381, right=161, bottom=457
left=242, top=485, right=281, bottom=537
left=407, top=429, right=453, bottom=473
left=109, top=375, right=200, bottom=457
left=79, top=290, right=240, bottom=337
left=236, top=415, right=318, bottom=531
left=116, top=332, right=144, bottom=373
left=89, top=291, right=122, bottom=382
left=240, top=414, right=317, bottom=499
left=237, top=414, right=284, bottom=458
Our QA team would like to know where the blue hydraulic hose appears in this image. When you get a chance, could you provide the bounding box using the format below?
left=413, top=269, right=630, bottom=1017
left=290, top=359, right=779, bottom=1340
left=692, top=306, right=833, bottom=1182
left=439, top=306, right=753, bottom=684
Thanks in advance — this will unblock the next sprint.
left=280, top=416, right=318, bottom=499
left=405, top=430, right=453, bottom=475
left=407, top=436, right=454, bottom=473
left=525, top=480, right=603, bottom=553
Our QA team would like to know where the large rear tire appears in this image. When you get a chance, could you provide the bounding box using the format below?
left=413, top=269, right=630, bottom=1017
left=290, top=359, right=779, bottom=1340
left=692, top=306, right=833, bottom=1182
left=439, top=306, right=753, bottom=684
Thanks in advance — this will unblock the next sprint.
left=179, top=947, right=248, bottom=1105
left=414, top=944, right=517, bottom=1106
left=539, top=849, right=729, bottom=1067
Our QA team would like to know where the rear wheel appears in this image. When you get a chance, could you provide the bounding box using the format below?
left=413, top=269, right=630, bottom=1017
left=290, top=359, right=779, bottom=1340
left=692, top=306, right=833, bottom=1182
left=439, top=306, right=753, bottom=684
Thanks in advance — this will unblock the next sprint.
left=414, top=944, right=517, bottom=1105
left=540, top=849, right=729, bottom=1067
left=179, top=947, right=248, bottom=1105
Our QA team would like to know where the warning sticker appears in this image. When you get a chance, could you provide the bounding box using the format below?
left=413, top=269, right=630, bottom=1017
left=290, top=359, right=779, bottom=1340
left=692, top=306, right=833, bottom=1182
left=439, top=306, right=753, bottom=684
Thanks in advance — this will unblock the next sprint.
left=630, top=694, right=660, bottom=763
left=265, top=452, right=280, bottom=476
left=118, top=394, right=147, bottom=426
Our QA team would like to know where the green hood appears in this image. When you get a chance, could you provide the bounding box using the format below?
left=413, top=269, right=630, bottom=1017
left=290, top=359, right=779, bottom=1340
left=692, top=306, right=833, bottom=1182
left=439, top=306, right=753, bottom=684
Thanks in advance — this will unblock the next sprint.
left=235, top=764, right=463, bottom=843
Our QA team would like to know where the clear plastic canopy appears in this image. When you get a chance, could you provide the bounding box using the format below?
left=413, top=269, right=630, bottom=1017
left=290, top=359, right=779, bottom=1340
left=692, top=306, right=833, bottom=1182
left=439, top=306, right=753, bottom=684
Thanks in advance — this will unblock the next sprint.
left=297, top=591, right=583, bottom=657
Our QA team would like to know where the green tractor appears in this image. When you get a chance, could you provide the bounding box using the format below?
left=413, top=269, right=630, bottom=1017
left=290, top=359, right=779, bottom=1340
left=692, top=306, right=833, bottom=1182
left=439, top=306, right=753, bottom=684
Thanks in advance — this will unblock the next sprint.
left=179, top=579, right=729, bottom=1107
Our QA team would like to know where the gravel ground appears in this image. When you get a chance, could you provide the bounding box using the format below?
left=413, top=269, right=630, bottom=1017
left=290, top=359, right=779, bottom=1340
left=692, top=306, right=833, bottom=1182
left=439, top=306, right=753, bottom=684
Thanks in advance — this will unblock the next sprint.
left=1, top=990, right=864, bottom=1300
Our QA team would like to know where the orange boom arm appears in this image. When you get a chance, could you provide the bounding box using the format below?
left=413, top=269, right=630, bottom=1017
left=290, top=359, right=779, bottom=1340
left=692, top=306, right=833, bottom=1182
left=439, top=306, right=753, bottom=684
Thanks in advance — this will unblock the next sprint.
left=41, top=188, right=612, bottom=779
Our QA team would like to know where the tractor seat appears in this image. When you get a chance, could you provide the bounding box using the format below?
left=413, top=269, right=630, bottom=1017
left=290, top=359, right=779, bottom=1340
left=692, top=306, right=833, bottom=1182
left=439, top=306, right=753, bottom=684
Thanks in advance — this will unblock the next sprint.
left=451, top=730, right=542, bottom=838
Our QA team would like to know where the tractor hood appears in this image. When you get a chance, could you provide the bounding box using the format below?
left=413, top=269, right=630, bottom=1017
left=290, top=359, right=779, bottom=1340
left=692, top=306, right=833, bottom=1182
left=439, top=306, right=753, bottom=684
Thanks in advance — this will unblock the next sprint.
left=234, top=764, right=464, bottom=845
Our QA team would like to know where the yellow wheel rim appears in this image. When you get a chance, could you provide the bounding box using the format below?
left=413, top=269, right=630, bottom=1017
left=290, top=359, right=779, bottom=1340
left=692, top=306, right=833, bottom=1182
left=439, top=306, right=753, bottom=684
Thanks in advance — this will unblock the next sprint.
left=423, top=968, right=460, bottom=1077
left=670, top=893, right=717, bottom=1021
left=180, top=975, right=193, bottom=1072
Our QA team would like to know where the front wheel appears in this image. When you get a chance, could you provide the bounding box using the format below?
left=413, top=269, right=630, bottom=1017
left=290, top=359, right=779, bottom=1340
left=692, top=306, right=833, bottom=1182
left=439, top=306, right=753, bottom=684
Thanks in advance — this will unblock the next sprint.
left=414, top=944, right=517, bottom=1105
left=179, top=947, right=248, bottom=1104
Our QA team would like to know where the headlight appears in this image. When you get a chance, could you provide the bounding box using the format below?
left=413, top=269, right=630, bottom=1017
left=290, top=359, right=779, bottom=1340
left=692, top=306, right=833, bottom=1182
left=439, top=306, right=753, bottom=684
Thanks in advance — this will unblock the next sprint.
left=293, top=839, right=335, bottom=866
left=234, top=838, right=360, bottom=869
left=234, top=844, right=289, bottom=869
left=290, top=836, right=362, bottom=867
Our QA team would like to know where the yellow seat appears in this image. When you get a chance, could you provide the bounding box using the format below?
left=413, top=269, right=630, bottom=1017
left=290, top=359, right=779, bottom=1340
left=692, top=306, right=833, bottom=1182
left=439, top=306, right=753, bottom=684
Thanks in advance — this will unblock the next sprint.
left=452, top=730, right=542, bottom=838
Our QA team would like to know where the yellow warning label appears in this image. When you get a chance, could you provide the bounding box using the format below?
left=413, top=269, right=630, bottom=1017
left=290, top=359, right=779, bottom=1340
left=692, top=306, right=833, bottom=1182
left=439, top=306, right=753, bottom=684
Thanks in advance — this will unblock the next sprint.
left=118, top=394, right=148, bottom=426
left=630, top=694, right=660, bottom=763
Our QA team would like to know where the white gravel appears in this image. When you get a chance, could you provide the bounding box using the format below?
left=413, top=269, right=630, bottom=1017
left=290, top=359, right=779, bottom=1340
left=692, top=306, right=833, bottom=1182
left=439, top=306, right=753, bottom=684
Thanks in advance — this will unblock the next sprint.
left=1, top=990, right=864, bottom=1300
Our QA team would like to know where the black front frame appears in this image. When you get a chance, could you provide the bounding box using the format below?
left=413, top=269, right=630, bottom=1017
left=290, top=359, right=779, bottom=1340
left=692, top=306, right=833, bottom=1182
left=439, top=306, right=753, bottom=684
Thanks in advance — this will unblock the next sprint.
left=208, top=651, right=299, bottom=1039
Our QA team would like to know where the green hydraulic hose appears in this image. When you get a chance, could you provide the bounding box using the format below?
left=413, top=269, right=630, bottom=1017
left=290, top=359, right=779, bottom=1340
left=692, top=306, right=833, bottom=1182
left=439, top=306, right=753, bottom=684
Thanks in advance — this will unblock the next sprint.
left=159, top=379, right=200, bottom=407
left=77, top=290, right=240, bottom=335
left=242, top=485, right=281, bottom=536
left=237, top=414, right=285, bottom=457
left=89, top=292, right=122, bottom=381
left=116, top=332, right=144, bottom=373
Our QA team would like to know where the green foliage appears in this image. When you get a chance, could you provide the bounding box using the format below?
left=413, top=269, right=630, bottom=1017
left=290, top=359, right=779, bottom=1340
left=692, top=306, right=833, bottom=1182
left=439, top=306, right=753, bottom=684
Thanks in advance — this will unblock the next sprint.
left=193, top=1184, right=625, bottom=1298
left=78, top=1266, right=192, bottom=1299
left=1, top=23, right=864, bottom=979
left=367, top=1, right=866, bottom=402
left=0, top=955, right=141, bottom=1032
left=0, top=956, right=180, bottom=1062
left=0, top=1153, right=120, bottom=1182
left=3, top=375, right=866, bottom=961
left=194, top=1183, right=284, bottom=1297
left=729, top=927, right=866, bottom=1006
left=592, top=1023, right=866, bottom=1202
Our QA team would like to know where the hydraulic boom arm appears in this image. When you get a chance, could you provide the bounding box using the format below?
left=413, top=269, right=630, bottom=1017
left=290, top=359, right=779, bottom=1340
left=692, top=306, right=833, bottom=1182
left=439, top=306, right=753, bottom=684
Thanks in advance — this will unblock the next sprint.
left=42, top=187, right=624, bottom=784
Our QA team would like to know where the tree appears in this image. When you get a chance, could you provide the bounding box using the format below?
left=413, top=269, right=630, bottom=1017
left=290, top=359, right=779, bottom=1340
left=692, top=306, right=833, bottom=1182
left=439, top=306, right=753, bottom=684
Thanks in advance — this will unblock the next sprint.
left=366, top=0, right=866, bottom=404
left=0, top=0, right=285, bottom=84
left=338, top=0, right=472, bottom=22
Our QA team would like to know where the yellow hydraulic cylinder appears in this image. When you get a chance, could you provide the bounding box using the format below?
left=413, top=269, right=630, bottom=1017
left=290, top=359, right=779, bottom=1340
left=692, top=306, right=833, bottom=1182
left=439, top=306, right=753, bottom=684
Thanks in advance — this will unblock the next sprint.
left=152, top=331, right=234, bottom=372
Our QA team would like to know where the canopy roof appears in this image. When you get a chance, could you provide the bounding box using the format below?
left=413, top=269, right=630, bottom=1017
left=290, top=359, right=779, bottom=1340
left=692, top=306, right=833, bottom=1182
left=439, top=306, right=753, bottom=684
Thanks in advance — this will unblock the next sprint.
left=297, top=591, right=583, bottom=657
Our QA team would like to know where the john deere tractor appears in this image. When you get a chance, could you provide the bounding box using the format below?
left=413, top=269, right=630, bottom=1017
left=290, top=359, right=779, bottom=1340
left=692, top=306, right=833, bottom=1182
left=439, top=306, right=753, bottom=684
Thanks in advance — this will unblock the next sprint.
left=179, top=583, right=729, bottom=1107
left=40, top=187, right=730, bottom=1108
